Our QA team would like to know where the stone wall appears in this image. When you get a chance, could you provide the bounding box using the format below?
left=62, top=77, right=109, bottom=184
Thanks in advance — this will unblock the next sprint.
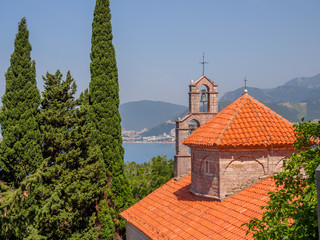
left=175, top=76, right=218, bottom=179
left=126, top=222, right=151, bottom=240
left=174, top=113, right=217, bottom=178
left=190, top=147, right=294, bottom=200
left=190, top=149, right=220, bottom=199
left=174, top=155, right=192, bottom=179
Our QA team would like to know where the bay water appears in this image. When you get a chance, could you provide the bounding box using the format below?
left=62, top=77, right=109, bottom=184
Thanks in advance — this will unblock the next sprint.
left=123, top=142, right=175, bottom=164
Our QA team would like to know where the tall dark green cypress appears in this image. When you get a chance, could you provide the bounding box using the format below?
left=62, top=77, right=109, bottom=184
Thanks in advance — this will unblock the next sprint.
left=1, top=71, right=107, bottom=239
left=0, top=18, right=42, bottom=186
left=89, top=0, right=132, bottom=237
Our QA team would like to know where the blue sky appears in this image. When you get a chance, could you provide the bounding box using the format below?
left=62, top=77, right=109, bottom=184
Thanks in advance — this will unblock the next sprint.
left=0, top=0, right=319, bottom=106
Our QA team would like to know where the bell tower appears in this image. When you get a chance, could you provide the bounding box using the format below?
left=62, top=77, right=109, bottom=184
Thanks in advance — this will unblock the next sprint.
left=174, top=76, right=218, bottom=178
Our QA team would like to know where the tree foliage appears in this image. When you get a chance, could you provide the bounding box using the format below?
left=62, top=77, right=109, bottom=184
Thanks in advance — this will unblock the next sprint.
left=125, top=155, right=174, bottom=203
left=0, top=3, right=177, bottom=239
left=246, top=120, right=320, bottom=239
left=88, top=0, right=132, bottom=237
left=0, top=17, right=42, bottom=186
left=1, top=71, right=107, bottom=239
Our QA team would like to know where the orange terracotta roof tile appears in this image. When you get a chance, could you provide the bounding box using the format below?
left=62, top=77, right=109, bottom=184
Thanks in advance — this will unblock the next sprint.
left=120, top=174, right=277, bottom=239
left=183, top=93, right=296, bottom=148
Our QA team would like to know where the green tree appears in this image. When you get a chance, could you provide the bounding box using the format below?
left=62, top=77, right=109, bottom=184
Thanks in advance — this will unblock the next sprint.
left=88, top=0, right=132, bottom=237
left=0, top=71, right=107, bottom=239
left=125, top=155, right=174, bottom=203
left=0, top=17, right=42, bottom=187
left=246, top=121, right=320, bottom=239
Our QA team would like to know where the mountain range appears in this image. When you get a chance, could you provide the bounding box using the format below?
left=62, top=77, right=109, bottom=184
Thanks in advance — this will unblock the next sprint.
left=120, top=73, right=320, bottom=134
left=221, top=73, right=320, bottom=103
left=119, top=100, right=187, bottom=131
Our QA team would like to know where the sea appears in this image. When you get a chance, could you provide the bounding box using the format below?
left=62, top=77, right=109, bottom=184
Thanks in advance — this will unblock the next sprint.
left=123, top=142, right=175, bottom=164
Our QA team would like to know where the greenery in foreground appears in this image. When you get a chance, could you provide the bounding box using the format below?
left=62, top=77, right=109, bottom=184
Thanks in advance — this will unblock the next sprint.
left=0, top=4, right=175, bottom=238
left=88, top=0, right=132, bottom=238
left=125, top=156, right=174, bottom=203
left=246, top=120, right=320, bottom=239
left=0, top=71, right=106, bottom=239
left=0, top=17, right=42, bottom=188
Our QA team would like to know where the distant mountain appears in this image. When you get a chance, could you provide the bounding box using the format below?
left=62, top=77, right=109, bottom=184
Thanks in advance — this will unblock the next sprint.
left=220, top=87, right=268, bottom=102
left=284, top=73, right=320, bottom=88
left=120, top=100, right=187, bottom=131
left=306, top=98, right=320, bottom=121
left=141, top=121, right=176, bottom=137
left=220, top=73, right=320, bottom=122
left=220, top=73, right=320, bottom=103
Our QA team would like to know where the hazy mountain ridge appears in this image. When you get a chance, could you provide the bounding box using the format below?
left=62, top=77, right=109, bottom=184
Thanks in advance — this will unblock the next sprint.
left=221, top=73, right=320, bottom=103
left=284, top=73, right=320, bottom=88
left=121, top=74, right=320, bottom=133
left=120, top=100, right=187, bottom=131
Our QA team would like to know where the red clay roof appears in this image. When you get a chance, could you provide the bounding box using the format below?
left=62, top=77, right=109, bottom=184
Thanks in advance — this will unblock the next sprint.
left=184, top=93, right=295, bottom=148
left=120, top=174, right=276, bottom=239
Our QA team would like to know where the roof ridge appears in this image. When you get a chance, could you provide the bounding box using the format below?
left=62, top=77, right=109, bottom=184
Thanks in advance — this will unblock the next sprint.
left=216, top=94, right=248, bottom=145
left=247, top=96, right=274, bottom=145
left=184, top=93, right=295, bottom=148
left=247, top=94, right=293, bottom=126
left=247, top=95, right=295, bottom=146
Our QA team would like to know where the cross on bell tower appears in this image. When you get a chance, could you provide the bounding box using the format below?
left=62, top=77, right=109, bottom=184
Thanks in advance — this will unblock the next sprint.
left=199, top=53, right=208, bottom=76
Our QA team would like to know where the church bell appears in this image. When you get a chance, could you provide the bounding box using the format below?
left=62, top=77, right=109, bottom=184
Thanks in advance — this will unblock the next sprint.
left=200, top=90, right=207, bottom=103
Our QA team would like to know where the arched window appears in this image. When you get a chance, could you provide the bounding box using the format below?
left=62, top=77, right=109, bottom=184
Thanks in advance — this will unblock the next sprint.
left=205, top=160, right=209, bottom=174
left=188, top=119, right=200, bottom=135
left=199, top=85, right=209, bottom=112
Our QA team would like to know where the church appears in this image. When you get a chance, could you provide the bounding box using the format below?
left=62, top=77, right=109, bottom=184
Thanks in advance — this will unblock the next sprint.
left=120, top=75, right=296, bottom=239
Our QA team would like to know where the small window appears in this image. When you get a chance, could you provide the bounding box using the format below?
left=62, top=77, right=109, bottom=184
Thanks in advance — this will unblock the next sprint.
left=205, top=160, right=209, bottom=173
left=188, top=120, right=199, bottom=135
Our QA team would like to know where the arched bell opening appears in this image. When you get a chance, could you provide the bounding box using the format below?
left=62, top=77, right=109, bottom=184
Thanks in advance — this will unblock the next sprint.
left=188, top=119, right=200, bottom=155
left=188, top=119, right=200, bottom=135
left=199, top=85, right=209, bottom=112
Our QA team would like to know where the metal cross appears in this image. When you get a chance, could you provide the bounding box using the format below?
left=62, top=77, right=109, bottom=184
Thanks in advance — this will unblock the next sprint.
left=199, top=53, right=208, bottom=76
left=244, top=77, right=248, bottom=91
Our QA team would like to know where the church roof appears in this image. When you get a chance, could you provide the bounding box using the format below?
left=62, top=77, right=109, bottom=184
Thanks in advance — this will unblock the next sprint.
left=184, top=93, right=295, bottom=148
left=120, top=174, right=276, bottom=239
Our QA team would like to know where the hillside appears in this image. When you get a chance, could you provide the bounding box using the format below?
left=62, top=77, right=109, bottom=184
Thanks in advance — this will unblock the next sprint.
left=221, top=73, right=320, bottom=103
left=284, top=73, right=320, bottom=88
left=141, top=121, right=176, bottom=137
left=220, top=73, right=320, bottom=122
left=119, top=100, right=187, bottom=131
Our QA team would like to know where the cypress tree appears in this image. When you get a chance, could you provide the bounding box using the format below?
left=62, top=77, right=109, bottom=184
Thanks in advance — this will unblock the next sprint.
left=89, top=0, right=132, bottom=237
left=1, top=71, right=107, bottom=239
left=0, top=17, right=42, bottom=186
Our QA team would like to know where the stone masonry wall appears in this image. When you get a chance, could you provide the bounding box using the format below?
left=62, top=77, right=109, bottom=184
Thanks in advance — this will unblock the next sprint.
left=190, top=147, right=294, bottom=200
left=175, top=76, right=218, bottom=179
left=175, top=113, right=217, bottom=178
left=190, top=149, right=220, bottom=199
left=126, top=222, right=151, bottom=240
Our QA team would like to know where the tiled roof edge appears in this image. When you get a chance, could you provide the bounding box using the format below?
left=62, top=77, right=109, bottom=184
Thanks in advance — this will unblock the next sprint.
left=216, top=93, right=248, bottom=145
left=246, top=94, right=293, bottom=126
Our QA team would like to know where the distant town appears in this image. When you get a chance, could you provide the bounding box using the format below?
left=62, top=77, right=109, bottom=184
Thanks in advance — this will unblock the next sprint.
left=122, top=128, right=175, bottom=143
